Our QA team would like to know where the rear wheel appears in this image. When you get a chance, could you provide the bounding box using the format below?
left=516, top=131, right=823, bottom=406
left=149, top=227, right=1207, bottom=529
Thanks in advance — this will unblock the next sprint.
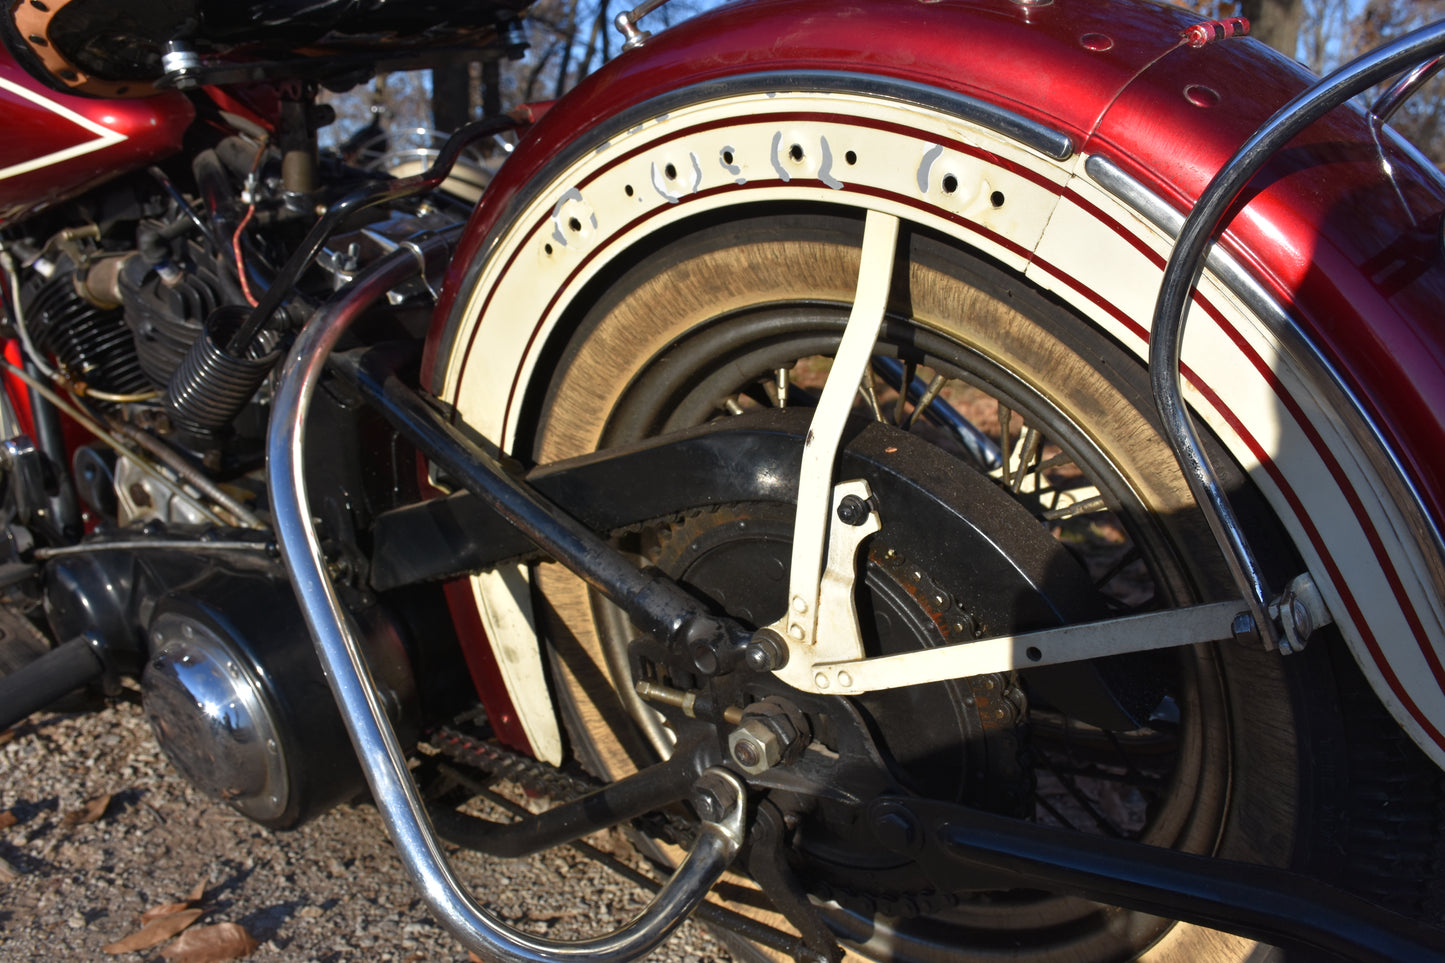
left=517, top=210, right=1439, bottom=961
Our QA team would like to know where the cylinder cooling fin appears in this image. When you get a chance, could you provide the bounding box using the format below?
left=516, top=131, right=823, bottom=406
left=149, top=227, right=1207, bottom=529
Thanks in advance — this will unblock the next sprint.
left=26, top=272, right=151, bottom=396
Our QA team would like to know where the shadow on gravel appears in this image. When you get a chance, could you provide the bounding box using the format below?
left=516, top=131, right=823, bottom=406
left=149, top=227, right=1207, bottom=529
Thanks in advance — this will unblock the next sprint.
left=239, top=898, right=303, bottom=942
left=106, top=787, right=147, bottom=817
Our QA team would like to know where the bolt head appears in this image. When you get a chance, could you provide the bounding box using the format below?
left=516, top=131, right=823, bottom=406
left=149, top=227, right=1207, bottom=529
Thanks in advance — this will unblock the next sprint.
left=1231, top=612, right=1260, bottom=646
left=836, top=494, right=870, bottom=526
left=693, top=788, right=721, bottom=821
left=745, top=629, right=788, bottom=672
left=692, top=771, right=741, bottom=824
left=731, top=739, right=760, bottom=768
left=872, top=804, right=922, bottom=854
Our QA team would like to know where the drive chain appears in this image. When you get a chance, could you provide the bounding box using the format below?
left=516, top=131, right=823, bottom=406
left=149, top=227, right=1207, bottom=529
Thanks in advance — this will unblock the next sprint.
left=430, top=725, right=698, bottom=851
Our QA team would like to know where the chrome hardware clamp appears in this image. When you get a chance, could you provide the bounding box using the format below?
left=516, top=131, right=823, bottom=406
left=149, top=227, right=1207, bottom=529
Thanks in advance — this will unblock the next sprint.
left=614, top=0, right=677, bottom=50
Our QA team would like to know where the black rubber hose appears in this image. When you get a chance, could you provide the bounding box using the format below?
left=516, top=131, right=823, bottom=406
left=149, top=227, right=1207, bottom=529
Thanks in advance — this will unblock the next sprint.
left=0, top=636, right=104, bottom=731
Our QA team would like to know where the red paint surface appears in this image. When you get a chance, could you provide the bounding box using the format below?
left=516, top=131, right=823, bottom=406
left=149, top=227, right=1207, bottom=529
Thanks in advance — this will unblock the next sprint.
left=1094, top=35, right=1445, bottom=553
left=441, top=577, right=533, bottom=753
left=430, top=0, right=1445, bottom=537
left=202, top=85, right=280, bottom=133
left=0, top=50, right=194, bottom=224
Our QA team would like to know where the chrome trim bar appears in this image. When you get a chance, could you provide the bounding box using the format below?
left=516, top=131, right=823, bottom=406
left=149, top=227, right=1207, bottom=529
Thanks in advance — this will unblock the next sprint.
left=267, top=238, right=745, bottom=962
left=1148, top=20, right=1445, bottom=652
left=1372, top=55, right=1445, bottom=126
left=1087, top=155, right=1445, bottom=632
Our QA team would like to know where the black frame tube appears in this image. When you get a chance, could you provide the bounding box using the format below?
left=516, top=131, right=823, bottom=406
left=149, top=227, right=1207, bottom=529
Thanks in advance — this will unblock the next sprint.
left=876, top=798, right=1445, bottom=963
left=330, top=347, right=752, bottom=674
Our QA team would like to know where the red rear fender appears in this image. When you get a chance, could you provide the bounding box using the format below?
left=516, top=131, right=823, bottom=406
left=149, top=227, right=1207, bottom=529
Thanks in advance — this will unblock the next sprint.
left=426, top=0, right=1445, bottom=767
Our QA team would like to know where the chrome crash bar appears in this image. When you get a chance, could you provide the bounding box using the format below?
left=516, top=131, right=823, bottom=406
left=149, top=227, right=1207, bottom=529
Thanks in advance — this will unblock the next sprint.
left=267, top=237, right=746, bottom=962
left=1151, top=19, right=1445, bottom=653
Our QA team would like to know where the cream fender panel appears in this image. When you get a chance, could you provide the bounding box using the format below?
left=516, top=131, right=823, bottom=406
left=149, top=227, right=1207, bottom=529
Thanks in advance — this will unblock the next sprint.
left=440, top=84, right=1445, bottom=770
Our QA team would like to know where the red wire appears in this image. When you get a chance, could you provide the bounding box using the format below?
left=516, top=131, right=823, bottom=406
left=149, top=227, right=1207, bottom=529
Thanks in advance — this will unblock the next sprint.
left=233, top=202, right=258, bottom=308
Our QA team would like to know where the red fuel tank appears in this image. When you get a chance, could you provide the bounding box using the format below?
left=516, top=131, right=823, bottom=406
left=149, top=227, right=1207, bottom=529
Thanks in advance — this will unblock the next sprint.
left=0, top=50, right=194, bottom=225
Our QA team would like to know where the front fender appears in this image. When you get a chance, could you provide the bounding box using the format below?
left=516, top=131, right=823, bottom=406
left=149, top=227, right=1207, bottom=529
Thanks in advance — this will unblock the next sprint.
left=426, top=0, right=1445, bottom=768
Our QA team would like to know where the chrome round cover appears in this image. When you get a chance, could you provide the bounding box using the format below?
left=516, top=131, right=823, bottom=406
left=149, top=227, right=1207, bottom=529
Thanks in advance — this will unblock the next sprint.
left=142, top=612, right=288, bottom=823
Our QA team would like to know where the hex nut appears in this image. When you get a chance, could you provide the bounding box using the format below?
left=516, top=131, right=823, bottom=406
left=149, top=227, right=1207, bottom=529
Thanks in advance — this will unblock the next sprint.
left=692, top=771, right=741, bottom=823
left=728, top=718, right=783, bottom=774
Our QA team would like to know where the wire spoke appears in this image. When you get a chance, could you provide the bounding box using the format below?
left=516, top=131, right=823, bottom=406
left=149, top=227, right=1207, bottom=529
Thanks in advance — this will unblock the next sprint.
left=900, top=373, right=947, bottom=431
left=892, top=360, right=917, bottom=425
left=859, top=368, right=885, bottom=421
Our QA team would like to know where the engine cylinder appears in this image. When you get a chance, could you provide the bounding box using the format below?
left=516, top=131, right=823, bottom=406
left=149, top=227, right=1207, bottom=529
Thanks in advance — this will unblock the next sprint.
left=26, top=272, right=150, bottom=395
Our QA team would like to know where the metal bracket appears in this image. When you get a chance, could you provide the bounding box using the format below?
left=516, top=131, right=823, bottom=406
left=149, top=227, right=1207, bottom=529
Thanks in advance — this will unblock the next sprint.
left=614, top=0, right=676, bottom=50
left=773, top=480, right=878, bottom=691
left=1270, top=572, right=1333, bottom=655
left=771, top=210, right=899, bottom=672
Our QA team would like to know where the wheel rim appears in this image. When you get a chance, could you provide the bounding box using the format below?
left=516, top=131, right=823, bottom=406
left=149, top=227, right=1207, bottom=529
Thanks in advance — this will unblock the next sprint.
left=527, top=212, right=1270, bottom=962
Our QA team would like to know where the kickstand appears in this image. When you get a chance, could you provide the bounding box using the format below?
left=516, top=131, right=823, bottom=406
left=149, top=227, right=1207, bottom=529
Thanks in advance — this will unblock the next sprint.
left=746, top=800, right=844, bottom=963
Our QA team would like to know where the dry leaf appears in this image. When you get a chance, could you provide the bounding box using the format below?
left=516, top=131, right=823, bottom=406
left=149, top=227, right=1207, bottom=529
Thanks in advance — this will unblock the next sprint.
left=141, top=901, right=196, bottom=925
left=161, top=922, right=259, bottom=963
left=62, top=793, right=111, bottom=826
left=140, top=878, right=208, bottom=923
left=0, top=855, right=18, bottom=881
left=102, top=908, right=204, bottom=954
left=0, top=728, right=14, bottom=746
left=0, top=810, right=17, bottom=830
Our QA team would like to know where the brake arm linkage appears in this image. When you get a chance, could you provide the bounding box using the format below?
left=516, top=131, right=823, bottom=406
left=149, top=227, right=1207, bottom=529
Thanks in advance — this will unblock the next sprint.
left=765, top=210, right=897, bottom=688
left=761, top=209, right=1278, bottom=697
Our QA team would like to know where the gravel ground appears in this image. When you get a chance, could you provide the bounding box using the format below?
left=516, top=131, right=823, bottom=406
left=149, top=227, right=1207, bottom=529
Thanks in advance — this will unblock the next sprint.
left=0, top=693, right=738, bottom=963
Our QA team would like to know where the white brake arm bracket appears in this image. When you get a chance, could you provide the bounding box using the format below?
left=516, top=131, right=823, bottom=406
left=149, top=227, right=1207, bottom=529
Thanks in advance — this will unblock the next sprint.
left=770, top=209, right=899, bottom=674
left=760, top=209, right=1252, bottom=697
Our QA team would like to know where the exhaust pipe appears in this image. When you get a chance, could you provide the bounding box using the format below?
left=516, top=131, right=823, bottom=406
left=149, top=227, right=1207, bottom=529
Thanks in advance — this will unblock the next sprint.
left=0, top=634, right=104, bottom=731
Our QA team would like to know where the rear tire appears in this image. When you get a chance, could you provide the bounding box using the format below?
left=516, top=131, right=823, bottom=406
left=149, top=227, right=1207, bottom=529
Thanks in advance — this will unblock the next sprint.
left=516, top=210, right=1443, bottom=961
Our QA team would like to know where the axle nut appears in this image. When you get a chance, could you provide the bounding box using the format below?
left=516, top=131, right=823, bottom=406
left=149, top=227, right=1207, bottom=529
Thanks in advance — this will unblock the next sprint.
left=871, top=803, right=922, bottom=855
left=729, top=718, right=783, bottom=774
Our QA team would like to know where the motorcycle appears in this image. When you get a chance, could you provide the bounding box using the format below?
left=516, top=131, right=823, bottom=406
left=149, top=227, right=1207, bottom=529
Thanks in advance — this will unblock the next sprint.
left=1, top=0, right=1445, bottom=958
